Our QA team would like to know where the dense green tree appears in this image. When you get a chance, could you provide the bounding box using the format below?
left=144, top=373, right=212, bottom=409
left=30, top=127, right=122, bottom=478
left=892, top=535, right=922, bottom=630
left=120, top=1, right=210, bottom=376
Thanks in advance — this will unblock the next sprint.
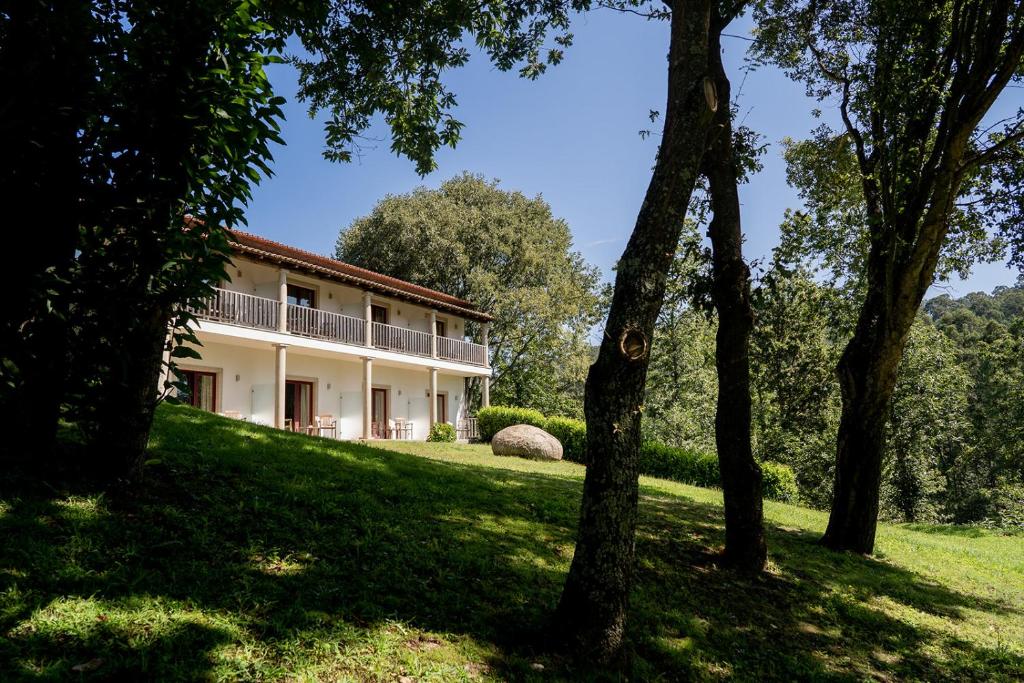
left=749, top=266, right=849, bottom=508
left=883, top=319, right=973, bottom=522
left=755, top=0, right=1024, bottom=553
left=337, top=173, right=604, bottom=418
left=2, top=0, right=596, bottom=475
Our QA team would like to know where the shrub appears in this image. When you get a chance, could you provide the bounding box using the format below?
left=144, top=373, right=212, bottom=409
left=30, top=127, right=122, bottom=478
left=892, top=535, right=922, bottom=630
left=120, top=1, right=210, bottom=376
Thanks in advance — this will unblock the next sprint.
left=760, top=461, right=799, bottom=503
left=545, top=416, right=587, bottom=463
left=476, top=406, right=546, bottom=442
left=639, top=442, right=720, bottom=488
left=475, top=405, right=799, bottom=502
left=638, top=442, right=798, bottom=502
left=427, top=422, right=456, bottom=443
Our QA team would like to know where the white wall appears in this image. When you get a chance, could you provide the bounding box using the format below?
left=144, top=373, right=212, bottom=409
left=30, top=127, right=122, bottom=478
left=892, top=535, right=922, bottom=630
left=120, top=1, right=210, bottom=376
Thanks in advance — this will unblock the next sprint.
left=181, top=339, right=468, bottom=441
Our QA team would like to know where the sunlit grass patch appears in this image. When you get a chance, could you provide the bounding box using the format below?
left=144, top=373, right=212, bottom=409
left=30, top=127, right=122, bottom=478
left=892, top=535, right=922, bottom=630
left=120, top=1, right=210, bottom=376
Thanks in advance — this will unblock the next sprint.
left=1, top=403, right=1021, bottom=681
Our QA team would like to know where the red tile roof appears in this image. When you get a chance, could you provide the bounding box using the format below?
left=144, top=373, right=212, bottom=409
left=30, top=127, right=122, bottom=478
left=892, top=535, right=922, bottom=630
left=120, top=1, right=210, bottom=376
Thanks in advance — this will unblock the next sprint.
left=227, top=229, right=493, bottom=322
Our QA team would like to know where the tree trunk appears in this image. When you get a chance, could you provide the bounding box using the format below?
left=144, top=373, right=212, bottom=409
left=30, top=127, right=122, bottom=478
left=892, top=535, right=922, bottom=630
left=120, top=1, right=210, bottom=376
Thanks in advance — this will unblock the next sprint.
left=554, top=0, right=717, bottom=663
left=703, top=22, right=766, bottom=572
left=91, top=304, right=172, bottom=480
left=822, top=284, right=912, bottom=553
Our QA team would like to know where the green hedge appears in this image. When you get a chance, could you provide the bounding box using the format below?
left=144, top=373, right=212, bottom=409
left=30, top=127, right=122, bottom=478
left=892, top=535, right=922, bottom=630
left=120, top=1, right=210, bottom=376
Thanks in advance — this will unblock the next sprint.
left=427, top=422, right=456, bottom=443
left=544, top=416, right=587, bottom=464
left=476, top=406, right=546, bottom=442
left=638, top=442, right=798, bottom=502
left=475, top=405, right=798, bottom=502
left=638, top=442, right=721, bottom=488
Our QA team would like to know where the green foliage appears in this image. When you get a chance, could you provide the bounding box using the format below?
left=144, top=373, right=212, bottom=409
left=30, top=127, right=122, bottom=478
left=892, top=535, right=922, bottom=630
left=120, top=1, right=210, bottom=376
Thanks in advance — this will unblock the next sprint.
left=338, top=173, right=605, bottom=418
left=544, top=415, right=587, bottom=464
left=638, top=442, right=798, bottom=503
left=638, top=442, right=722, bottom=490
left=643, top=233, right=718, bottom=454
left=427, top=422, right=456, bottom=443
left=476, top=405, right=547, bottom=442
left=760, top=461, right=800, bottom=504
left=293, top=2, right=594, bottom=175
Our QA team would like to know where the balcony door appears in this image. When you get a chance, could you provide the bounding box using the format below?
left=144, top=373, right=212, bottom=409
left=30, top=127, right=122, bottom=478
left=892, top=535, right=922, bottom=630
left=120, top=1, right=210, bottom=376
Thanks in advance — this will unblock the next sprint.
left=371, top=387, right=388, bottom=438
left=287, top=284, right=317, bottom=336
left=285, top=380, right=314, bottom=432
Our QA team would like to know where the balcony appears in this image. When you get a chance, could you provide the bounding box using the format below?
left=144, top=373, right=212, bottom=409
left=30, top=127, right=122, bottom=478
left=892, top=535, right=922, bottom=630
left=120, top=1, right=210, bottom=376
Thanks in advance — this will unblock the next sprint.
left=190, top=287, right=489, bottom=367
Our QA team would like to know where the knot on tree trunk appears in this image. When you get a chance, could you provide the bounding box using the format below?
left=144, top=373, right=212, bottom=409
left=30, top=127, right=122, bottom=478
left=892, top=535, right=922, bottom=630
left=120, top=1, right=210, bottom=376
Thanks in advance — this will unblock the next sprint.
left=618, top=327, right=649, bottom=361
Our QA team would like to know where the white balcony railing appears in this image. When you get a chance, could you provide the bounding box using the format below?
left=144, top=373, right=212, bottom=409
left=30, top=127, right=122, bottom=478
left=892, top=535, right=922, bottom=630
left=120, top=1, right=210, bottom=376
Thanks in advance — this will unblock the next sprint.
left=191, top=287, right=487, bottom=366
left=437, top=336, right=488, bottom=366
left=372, top=321, right=433, bottom=357
left=288, top=304, right=365, bottom=345
left=190, top=288, right=278, bottom=331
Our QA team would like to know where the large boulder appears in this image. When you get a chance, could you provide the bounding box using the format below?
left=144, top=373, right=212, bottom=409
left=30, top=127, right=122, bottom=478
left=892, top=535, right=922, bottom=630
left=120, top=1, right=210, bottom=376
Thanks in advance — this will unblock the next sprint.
left=491, top=424, right=563, bottom=461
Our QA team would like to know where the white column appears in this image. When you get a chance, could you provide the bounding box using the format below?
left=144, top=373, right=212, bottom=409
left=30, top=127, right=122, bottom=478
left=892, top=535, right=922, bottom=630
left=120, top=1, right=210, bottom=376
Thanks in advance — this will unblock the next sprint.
left=482, top=374, right=490, bottom=409
left=430, top=309, right=438, bottom=359
left=362, top=357, right=372, bottom=439
left=429, top=367, right=438, bottom=429
left=274, top=343, right=287, bottom=428
left=363, top=291, right=373, bottom=348
left=481, top=322, right=490, bottom=368
left=277, top=268, right=289, bottom=333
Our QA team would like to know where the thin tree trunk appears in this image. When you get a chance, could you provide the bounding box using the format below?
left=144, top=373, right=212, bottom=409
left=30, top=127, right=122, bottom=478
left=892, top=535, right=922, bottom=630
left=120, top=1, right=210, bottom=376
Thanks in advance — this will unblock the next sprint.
left=554, top=0, right=717, bottom=663
left=703, top=17, right=765, bottom=572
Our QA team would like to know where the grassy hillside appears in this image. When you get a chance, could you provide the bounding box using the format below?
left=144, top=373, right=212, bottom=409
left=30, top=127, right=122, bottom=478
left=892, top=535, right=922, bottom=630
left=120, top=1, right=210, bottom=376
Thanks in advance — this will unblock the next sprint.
left=1, top=405, right=1021, bottom=681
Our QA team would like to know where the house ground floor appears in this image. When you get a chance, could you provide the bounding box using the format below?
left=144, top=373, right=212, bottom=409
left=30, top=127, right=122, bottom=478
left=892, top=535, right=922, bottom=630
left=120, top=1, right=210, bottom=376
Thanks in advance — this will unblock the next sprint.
left=168, top=338, right=483, bottom=441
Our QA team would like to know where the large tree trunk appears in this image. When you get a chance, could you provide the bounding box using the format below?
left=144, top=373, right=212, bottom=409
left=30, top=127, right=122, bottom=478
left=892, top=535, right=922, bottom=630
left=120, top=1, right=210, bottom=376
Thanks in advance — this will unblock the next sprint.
left=554, top=0, right=717, bottom=663
left=91, top=304, right=172, bottom=479
left=822, top=285, right=913, bottom=553
left=703, top=20, right=765, bottom=572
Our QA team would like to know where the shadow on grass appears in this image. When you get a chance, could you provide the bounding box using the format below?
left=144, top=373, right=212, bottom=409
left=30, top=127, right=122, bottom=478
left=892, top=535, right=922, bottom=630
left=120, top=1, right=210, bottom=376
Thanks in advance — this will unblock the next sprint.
left=0, top=405, right=1019, bottom=680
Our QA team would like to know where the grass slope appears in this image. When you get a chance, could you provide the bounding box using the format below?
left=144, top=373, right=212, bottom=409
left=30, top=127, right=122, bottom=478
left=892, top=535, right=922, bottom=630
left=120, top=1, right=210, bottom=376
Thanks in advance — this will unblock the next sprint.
left=0, top=405, right=1021, bottom=681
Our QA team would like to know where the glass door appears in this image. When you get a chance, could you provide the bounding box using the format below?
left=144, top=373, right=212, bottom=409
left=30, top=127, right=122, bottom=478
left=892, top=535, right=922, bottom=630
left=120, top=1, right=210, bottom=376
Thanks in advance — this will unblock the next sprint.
left=285, top=380, right=314, bottom=432
left=181, top=370, right=217, bottom=412
left=371, top=388, right=388, bottom=438
left=436, top=392, right=448, bottom=424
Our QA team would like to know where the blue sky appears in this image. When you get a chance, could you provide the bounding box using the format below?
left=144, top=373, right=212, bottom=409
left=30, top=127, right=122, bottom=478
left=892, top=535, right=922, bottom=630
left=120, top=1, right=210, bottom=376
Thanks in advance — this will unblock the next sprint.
left=245, top=10, right=1021, bottom=297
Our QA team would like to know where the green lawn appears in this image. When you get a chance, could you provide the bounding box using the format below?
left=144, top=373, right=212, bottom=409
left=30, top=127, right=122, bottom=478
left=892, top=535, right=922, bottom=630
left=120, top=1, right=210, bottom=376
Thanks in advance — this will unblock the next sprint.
left=1, top=405, right=1021, bottom=681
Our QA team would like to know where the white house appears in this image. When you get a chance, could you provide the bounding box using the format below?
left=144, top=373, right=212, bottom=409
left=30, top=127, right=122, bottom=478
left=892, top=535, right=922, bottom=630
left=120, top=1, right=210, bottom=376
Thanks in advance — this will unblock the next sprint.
left=168, top=229, right=492, bottom=441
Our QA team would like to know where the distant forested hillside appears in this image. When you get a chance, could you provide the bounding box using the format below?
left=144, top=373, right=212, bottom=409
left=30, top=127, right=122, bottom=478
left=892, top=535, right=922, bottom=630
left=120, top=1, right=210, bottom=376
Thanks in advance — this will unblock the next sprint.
left=644, top=273, right=1024, bottom=529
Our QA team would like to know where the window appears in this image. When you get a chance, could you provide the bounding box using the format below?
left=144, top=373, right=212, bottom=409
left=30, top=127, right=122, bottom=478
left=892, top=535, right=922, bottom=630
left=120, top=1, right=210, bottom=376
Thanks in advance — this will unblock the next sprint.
left=287, top=283, right=316, bottom=308
left=180, top=370, right=216, bottom=412
left=435, top=319, right=447, bottom=337
left=371, top=304, right=389, bottom=325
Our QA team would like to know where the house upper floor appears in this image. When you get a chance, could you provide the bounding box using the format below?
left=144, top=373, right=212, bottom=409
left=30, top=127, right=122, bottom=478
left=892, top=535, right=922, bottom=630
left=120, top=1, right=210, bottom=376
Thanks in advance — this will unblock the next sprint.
left=189, top=230, right=491, bottom=368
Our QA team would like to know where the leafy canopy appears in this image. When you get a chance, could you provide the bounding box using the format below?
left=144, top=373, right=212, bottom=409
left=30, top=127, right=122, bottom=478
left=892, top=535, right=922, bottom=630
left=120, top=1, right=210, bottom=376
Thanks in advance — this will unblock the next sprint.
left=337, top=173, right=604, bottom=417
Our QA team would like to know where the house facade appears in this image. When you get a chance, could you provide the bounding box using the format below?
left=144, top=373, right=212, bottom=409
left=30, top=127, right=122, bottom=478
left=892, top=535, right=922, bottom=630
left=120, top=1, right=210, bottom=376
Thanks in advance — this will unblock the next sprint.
left=168, top=230, right=492, bottom=441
